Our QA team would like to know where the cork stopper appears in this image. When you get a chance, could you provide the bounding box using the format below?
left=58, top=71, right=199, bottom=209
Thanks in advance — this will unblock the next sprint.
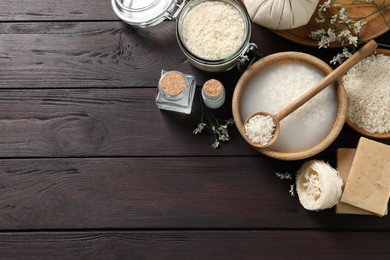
left=160, top=71, right=186, bottom=96
left=203, top=79, right=223, bottom=97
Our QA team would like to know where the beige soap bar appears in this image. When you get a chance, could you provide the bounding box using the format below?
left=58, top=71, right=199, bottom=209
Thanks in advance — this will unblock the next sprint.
left=340, top=138, right=390, bottom=216
left=335, top=148, right=387, bottom=215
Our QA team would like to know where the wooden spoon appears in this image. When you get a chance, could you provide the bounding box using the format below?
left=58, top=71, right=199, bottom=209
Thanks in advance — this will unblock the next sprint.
left=244, top=39, right=378, bottom=148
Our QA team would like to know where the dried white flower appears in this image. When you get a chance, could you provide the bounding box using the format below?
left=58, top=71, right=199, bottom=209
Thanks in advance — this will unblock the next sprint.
left=330, top=47, right=352, bottom=64
left=336, top=29, right=358, bottom=47
left=193, top=122, right=206, bottom=134
left=318, top=28, right=337, bottom=48
left=310, top=0, right=389, bottom=63
left=353, top=21, right=366, bottom=34
left=212, top=140, right=220, bottom=148
left=276, top=172, right=293, bottom=180
left=348, top=35, right=358, bottom=46
left=337, top=8, right=350, bottom=23
left=319, top=0, right=333, bottom=10
left=194, top=95, right=234, bottom=148
left=289, top=184, right=296, bottom=197
left=338, top=29, right=352, bottom=39
left=275, top=172, right=296, bottom=197
left=316, top=0, right=334, bottom=23
left=308, top=29, right=326, bottom=41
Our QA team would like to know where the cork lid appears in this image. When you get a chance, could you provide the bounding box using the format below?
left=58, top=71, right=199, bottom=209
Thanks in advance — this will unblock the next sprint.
left=203, top=79, right=223, bottom=97
left=160, top=71, right=187, bottom=97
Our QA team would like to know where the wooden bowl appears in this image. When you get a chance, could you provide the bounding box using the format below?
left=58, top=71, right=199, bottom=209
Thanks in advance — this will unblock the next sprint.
left=232, top=52, right=347, bottom=160
left=271, top=0, right=390, bottom=48
left=345, top=48, right=390, bottom=139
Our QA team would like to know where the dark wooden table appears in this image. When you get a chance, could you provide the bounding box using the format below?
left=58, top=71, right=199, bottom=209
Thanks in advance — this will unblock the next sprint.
left=0, top=0, right=389, bottom=259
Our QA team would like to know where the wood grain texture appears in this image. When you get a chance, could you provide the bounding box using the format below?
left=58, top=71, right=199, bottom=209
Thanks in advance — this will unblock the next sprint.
left=0, top=88, right=256, bottom=157
left=273, top=0, right=390, bottom=48
left=0, top=22, right=390, bottom=88
left=0, top=231, right=389, bottom=259
left=0, top=20, right=258, bottom=88
left=3, top=22, right=387, bottom=89
left=0, top=157, right=389, bottom=230
left=1, top=0, right=390, bottom=257
left=0, top=0, right=117, bottom=21
left=0, top=21, right=268, bottom=88
left=0, top=88, right=385, bottom=158
left=0, top=22, right=192, bottom=88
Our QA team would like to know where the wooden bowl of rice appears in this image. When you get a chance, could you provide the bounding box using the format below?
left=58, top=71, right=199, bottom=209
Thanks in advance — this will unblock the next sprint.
left=232, top=52, right=347, bottom=160
left=343, top=48, right=390, bottom=139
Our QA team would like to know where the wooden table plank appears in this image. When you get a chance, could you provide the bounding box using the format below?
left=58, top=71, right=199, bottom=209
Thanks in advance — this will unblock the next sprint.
left=0, top=0, right=390, bottom=257
left=0, top=230, right=388, bottom=259
left=0, top=0, right=117, bottom=21
left=0, top=157, right=389, bottom=230
left=0, top=88, right=383, bottom=158
left=1, top=21, right=367, bottom=89
left=0, top=88, right=250, bottom=157
left=1, top=21, right=388, bottom=89
left=0, top=22, right=188, bottom=88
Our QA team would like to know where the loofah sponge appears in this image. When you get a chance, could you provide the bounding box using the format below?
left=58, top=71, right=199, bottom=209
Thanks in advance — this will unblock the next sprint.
left=296, top=160, right=343, bottom=211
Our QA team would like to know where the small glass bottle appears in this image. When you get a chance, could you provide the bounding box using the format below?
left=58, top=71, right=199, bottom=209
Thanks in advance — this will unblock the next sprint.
left=155, top=70, right=196, bottom=114
left=201, top=79, right=225, bottom=109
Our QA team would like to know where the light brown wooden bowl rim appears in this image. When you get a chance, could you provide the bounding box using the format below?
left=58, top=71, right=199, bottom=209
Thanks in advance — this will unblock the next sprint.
left=345, top=48, right=390, bottom=139
left=232, top=52, right=347, bottom=160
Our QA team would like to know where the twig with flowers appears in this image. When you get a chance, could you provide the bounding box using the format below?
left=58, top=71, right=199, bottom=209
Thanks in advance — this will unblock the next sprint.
left=309, top=0, right=390, bottom=64
left=275, top=172, right=296, bottom=197
left=193, top=94, right=234, bottom=148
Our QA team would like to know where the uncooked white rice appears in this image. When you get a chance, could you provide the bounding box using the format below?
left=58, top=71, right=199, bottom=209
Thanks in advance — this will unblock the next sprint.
left=245, top=114, right=275, bottom=145
left=342, top=54, right=390, bottom=133
left=181, top=1, right=245, bottom=60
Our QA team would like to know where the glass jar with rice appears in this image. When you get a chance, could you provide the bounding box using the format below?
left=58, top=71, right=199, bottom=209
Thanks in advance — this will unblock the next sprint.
left=112, top=0, right=258, bottom=72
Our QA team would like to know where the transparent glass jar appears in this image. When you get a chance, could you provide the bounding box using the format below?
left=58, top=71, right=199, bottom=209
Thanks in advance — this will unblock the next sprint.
left=176, top=0, right=258, bottom=72
left=155, top=70, right=196, bottom=114
left=112, top=0, right=258, bottom=72
left=111, top=0, right=187, bottom=27
left=202, top=79, right=225, bottom=109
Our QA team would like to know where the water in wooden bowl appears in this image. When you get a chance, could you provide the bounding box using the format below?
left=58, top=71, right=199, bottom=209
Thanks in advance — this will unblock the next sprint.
left=232, top=52, right=347, bottom=160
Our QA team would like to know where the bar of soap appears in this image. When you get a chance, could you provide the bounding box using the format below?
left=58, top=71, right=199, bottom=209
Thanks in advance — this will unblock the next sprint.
left=340, top=138, right=390, bottom=217
left=335, top=148, right=387, bottom=215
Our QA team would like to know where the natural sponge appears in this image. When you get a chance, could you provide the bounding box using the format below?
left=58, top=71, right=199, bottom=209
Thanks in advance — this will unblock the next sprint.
left=296, top=160, right=343, bottom=211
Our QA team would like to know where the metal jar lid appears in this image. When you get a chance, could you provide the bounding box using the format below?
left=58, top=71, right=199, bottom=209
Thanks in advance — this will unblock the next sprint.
left=111, top=0, right=187, bottom=27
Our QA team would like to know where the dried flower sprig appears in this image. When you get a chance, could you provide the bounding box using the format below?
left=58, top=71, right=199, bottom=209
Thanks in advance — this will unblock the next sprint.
left=289, top=184, right=296, bottom=197
left=193, top=94, right=234, bottom=148
left=309, top=0, right=390, bottom=64
left=275, top=172, right=293, bottom=180
left=275, top=172, right=296, bottom=197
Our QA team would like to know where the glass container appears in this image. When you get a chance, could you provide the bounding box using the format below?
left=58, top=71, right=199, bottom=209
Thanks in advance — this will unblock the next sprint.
left=176, top=0, right=258, bottom=72
left=202, top=79, right=225, bottom=109
left=111, top=0, right=187, bottom=27
left=155, top=70, right=196, bottom=114
left=112, top=0, right=258, bottom=72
